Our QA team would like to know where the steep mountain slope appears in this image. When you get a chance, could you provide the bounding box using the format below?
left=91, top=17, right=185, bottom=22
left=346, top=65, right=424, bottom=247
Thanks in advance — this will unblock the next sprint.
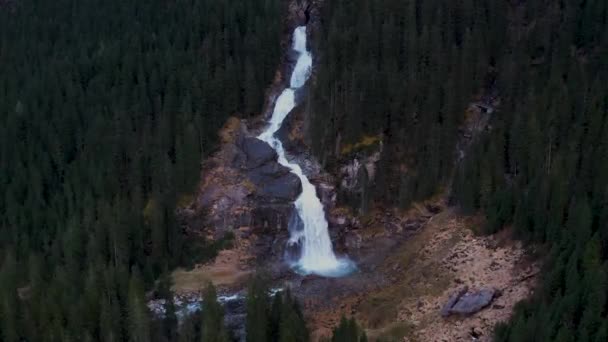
left=304, top=0, right=608, bottom=341
left=1, top=0, right=607, bottom=341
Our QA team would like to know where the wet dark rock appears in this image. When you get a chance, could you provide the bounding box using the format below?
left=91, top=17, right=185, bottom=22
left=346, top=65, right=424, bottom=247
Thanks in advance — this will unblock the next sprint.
left=316, top=182, right=337, bottom=209
left=251, top=204, right=294, bottom=234
left=255, top=172, right=302, bottom=202
left=284, top=239, right=302, bottom=262
left=239, top=137, right=277, bottom=169
left=275, top=105, right=306, bottom=155
left=191, top=125, right=301, bottom=247
left=248, top=204, right=293, bottom=261
left=231, top=134, right=303, bottom=203
left=246, top=162, right=290, bottom=184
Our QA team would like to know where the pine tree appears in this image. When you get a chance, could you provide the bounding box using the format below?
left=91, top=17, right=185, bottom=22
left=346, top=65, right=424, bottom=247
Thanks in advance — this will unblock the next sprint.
left=201, top=283, right=229, bottom=342
left=128, top=269, right=151, bottom=342
left=269, top=291, right=283, bottom=342
left=178, top=315, right=197, bottom=342
left=246, top=276, right=269, bottom=342
left=158, top=274, right=178, bottom=342
left=278, top=290, right=309, bottom=342
left=595, top=321, right=608, bottom=342
left=331, top=316, right=366, bottom=342
left=0, top=252, right=19, bottom=342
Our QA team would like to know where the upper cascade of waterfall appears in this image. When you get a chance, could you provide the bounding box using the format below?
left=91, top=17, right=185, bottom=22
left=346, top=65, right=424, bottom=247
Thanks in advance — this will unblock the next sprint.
left=292, top=26, right=308, bottom=53
left=257, top=26, right=355, bottom=277
left=290, top=27, right=313, bottom=89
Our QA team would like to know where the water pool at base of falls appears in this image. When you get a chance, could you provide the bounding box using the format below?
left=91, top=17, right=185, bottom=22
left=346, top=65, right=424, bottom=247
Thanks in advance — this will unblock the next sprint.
left=258, top=26, right=355, bottom=278
left=290, top=258, right=358, bottom=278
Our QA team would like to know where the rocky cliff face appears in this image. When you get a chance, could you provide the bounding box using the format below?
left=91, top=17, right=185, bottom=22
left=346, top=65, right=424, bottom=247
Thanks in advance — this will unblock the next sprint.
left=176, top=2, right=537, bottom=340
left=181, top=117, right=303, bottom=263
left=180, top=0, right=331, bottom=266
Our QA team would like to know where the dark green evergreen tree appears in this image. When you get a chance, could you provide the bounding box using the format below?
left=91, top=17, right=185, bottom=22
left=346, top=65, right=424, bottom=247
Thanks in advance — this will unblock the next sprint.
left=201, top=283, right=229, bottom=342
left=331, top=316, right=366, bottom=342
left=246, top=275, right=270, bottom=342
left=0, top=0, right=284, bottom=339
left=277, top=290, right=309, bottom=342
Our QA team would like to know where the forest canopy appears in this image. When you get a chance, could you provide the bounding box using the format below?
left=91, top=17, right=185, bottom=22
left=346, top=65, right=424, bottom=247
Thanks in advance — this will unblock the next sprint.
left=1, top=0, right=607, bottom=341
left=0, top=0, right=282, bottom=340
left=309, top=0, right=608, bottom=341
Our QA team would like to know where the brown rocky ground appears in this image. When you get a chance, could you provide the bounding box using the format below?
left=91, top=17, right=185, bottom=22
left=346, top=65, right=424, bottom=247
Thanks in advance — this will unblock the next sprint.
left=306, top=208, right=540, bottom=342
left=171, top=249, right=253, bottom=293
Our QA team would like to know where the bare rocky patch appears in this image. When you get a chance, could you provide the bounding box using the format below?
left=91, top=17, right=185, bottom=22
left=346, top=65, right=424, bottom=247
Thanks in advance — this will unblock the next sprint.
left=398, top=215, right=538, bottom=342
left=171, top=249, right=252, bottom=293
left=299, top=207, right=539, bottom=342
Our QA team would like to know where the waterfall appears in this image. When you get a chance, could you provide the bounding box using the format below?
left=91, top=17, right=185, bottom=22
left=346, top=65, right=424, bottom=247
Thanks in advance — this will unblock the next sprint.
left=258, top=26, right=354, bottom=277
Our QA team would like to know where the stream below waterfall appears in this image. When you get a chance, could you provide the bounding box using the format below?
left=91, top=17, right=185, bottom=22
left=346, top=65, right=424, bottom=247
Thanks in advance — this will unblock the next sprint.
left=258, top=26, right=355, bottom=277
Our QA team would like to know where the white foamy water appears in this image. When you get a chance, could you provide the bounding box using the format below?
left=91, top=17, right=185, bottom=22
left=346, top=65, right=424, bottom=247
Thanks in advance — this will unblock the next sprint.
left=258, top=26, right=354, bottom=277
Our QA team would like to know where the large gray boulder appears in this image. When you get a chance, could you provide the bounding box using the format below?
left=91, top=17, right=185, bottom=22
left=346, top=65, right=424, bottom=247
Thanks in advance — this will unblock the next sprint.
left=246, top=162, right=290, bottom=185
left=441, top=286, right=469, bottom=317
left=441, top=287, right=497, bottom=317
left=450, top=289, right=496, bottom=315
left=239, top=137, right=277, bottom=169
left=234, top=134, right=302, bottom=202
left=255, top=173, right=302, bottom=202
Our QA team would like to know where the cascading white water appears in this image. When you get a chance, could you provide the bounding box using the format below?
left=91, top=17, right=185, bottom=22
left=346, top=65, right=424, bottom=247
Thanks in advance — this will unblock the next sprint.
left=258, top=26, right=354, bottom=277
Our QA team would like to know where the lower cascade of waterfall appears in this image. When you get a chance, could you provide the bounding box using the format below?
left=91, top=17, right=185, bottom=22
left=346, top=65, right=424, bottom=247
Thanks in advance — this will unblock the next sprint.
left=258, top=26, right=355, bottom=277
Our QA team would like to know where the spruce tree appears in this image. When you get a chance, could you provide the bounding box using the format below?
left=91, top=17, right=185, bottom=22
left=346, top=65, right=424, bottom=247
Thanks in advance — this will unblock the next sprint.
left=246, top=276, right=269, bottom=342
left=128, top=269, right=151, bottom=342
left=201, top=283, right=229, bottom=342
left=278, top=290, right=309, bottom=342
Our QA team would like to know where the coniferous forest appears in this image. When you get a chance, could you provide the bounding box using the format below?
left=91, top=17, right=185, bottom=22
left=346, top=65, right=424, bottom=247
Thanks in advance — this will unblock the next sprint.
left=309, top=0, right=608, bottom=341
left=1, top=0, right=608, bottom=341
left=0, top=0, right=283, bottom=340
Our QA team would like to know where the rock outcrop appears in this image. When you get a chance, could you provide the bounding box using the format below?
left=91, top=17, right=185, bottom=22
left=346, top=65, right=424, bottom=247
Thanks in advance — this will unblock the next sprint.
left=339, top=151, right=382, bottom=193
left=239, top=136, right=302, bottom=202
left=182, top=118, right=302, bottom=262
left=179, top=0, right=342, bottom=270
